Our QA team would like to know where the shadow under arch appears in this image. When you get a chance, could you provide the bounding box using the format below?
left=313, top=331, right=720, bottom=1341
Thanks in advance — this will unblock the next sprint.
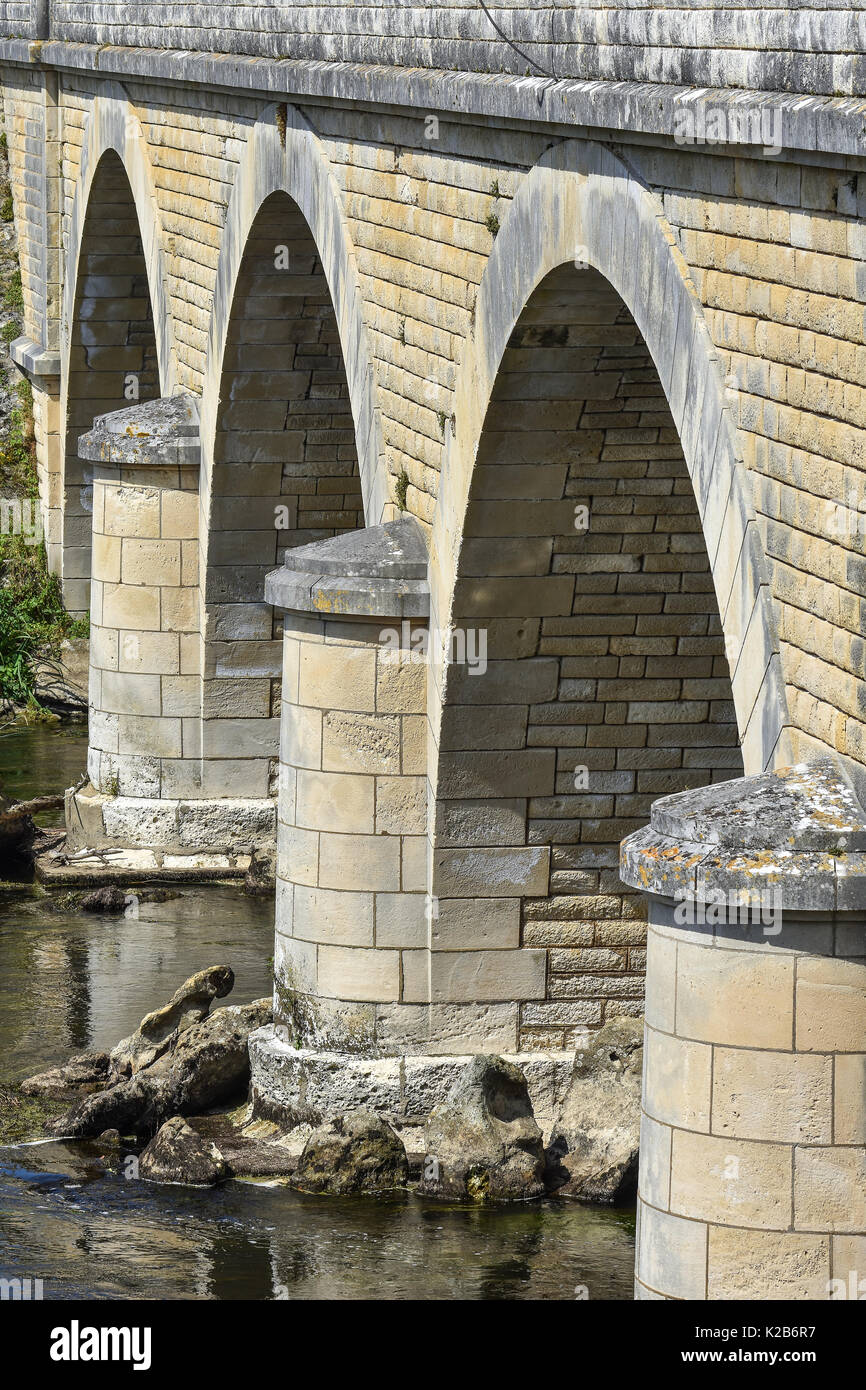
left=200, top=105, right=388, bottom=532
left=198, top=141, right=375, bottom=796
left=430, top=140, right=791, bottom=780
left=59, top=86, right=176, bottom=614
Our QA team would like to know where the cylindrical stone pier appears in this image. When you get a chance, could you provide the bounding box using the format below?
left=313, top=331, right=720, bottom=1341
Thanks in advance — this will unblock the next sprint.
left=64, top=395, right=274, bottom=867
left=79, top=396, right=202, bottom=805
left=263, top=518, right=430, bottom=1057
left=621, top=761, right=866, bottom=1301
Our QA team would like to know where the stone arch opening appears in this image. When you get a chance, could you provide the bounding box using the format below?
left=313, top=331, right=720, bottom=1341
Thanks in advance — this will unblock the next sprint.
left=63, top=149, right=160, bottom=616
left=202, top=189, right=364, bottom=799
left=433, top=262, right=744, bottom=1052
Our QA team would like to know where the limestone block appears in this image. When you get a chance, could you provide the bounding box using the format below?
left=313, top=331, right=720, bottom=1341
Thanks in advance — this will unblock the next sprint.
left=375, top=892, right=428, bottom=949
left=318, top=832, right=401, bottom=892
left=103, top=485, right=160, bottom=539
left=431, top=897, right=521, bottom=951
left=277, top=823, right=319, bottom=887
left=118, top=631, right=180, bottom=675
left=711, top=1047, right=833, bottom=1144
left=707, top=1228, right=831, bottom=1301
left=644, top=927, right=676, bottom=1032
left=794, top=1148, right=866, bottom=1233
left=317, top=944, right=401, bottom=1003
left=116, top=714, right=182, bottom=759
left=299, top=642, right=376, bottom=712
left=675, top=940, right=795, bottom=1049
left=102, top=583, right=161, bottom=632
left=643, top=1025, right=712, bottom=1132
left=433, top=845, right=549, bottom=898
left=637, top=1202, right=707, bottom=1301
left=121, top=538, right=181, bottom=587
left=638, top=1113, right=672, bottom=1211
left=375, top=649, right=426, bottom=713
left=430, top=948, right=546, bottom=1003
left=293, top=886, right=375, bottom=947
left=795, top=955, right=866, bottom=1052
left=297, top=768, right=375, bottom=834
left=101, top=798, right=179, bottom=847
left=100, top=671, right=161, bottom=717
left=281, top=704, right=323, bottom=770
left=374, top=774, right=426, bottom=835
left=670, top=1129, right=793, bottom=1230
left=321, top=709, right=400, bottom=773
left=834, top=1055, right=866, bottom=1144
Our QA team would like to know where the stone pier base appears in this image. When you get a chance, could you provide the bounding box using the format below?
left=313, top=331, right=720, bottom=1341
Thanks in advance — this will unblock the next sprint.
left=54, top=783, right=275, bottom=882
left=249, top=1026, right=574, bottom=1146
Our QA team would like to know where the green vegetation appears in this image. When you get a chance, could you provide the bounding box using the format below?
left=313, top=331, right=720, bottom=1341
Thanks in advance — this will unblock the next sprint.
left=0, top=382, right=88, bottom=710
left=394, top=466, right=409, bottom=511
left=0, top=531, right=88, bottom=710
left=3, top=267, right=23, bottom=313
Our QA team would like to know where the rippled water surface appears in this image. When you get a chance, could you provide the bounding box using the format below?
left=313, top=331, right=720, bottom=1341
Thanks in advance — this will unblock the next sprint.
left=0, top=723, right=636, bottom=1300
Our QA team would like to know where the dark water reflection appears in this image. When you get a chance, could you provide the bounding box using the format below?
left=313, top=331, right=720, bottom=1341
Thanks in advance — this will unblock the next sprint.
left=0, top=720, right=89, bottom=825
left=0, top=723, right=635, bottom=1300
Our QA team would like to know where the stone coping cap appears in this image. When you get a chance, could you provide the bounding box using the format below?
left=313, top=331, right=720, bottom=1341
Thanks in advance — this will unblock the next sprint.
left=77, top=395, right=201, bottom=468
left=265, top=517, right=430, bottom=618
left=10, top=336, right=60, bottom=378
left=620, top=761, right=866, bottom=912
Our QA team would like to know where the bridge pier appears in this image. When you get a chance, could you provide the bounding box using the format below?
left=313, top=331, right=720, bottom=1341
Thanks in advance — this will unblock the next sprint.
left=65, top=395, right=274, bottom=871
left=622, top=763, right=866, bottom=1300
left=250, top=519, right=574, bottom=1136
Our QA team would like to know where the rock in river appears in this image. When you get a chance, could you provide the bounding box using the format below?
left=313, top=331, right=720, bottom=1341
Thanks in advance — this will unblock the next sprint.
left=295, top=1110, right=408, bottom=1194
left=110, top=964, right=235, bottom=1077
left=19, top=1051, right=110, bottom=1098
left=545, top=1016, right=643, bottom=1204
left=420, top=1055, right=545, bottom=1201
left=139, top=1116, right=229, bottom=1186
left=47, top=998, right=272, bottom=1139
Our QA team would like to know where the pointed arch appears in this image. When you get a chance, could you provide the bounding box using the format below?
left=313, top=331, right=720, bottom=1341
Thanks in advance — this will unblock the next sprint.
left=59, top=86, right=175, bottom=612
left=430, top=140, right=791, bottom=778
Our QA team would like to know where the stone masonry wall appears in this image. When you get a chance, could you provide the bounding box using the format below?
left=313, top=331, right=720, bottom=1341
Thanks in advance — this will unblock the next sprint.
left=441, top=265, right=742, bottom=1050
left=202, top=188, right=363, bottom=800
left=0, top=59, right=862, bottom=884
left=64, top=149, right=160, bottom=614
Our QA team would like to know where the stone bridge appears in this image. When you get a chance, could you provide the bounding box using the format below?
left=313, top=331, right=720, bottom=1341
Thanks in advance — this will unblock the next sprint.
left=1, top=2, right=865, bottom=1299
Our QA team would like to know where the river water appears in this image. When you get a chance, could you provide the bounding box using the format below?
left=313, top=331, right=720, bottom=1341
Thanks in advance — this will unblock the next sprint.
left=0, top=722, right=635, bottom=1301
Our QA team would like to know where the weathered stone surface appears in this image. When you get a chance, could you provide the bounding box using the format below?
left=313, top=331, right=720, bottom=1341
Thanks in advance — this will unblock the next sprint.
left=80, top=886, right=128, bottom=913
left=139, top=1115, right=229, bottom=1186
left=295, top=1110, right=409, bottom=1194
left=49, top=999, right=272, bottom=1138
left=20, top=1051, right=110, bottom=1098
left=546, top=1017, right=643, bottom=1203
left=420, top=1055, right=545, bottom=1201
left=110, top=965, right=235, bottom=1076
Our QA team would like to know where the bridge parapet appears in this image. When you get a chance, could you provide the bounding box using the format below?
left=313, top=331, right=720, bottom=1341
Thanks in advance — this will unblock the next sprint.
left=0, top=2, right=863, bottom=98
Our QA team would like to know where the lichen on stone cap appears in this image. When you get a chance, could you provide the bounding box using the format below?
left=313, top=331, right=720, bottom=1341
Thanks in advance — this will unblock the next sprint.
left=77, top=394, right=201, bottom=468
left=620, top=760, right=866, bottom=913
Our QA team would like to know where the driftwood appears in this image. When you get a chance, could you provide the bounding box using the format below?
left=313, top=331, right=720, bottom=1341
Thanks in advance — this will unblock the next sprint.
left=0, top=792, right=65, bottom=820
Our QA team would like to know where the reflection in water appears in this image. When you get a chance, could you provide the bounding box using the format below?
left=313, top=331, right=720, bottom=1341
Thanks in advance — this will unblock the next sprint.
left=0, top=722, right=636, bottom=1300
left=0, top=721, right=88, bottom=825
left=0, top=1141, right=635, bottom=1300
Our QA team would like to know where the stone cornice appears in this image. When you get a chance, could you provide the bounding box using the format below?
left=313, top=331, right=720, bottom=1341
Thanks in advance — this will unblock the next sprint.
left=1, top=40, right=863, bottom=162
